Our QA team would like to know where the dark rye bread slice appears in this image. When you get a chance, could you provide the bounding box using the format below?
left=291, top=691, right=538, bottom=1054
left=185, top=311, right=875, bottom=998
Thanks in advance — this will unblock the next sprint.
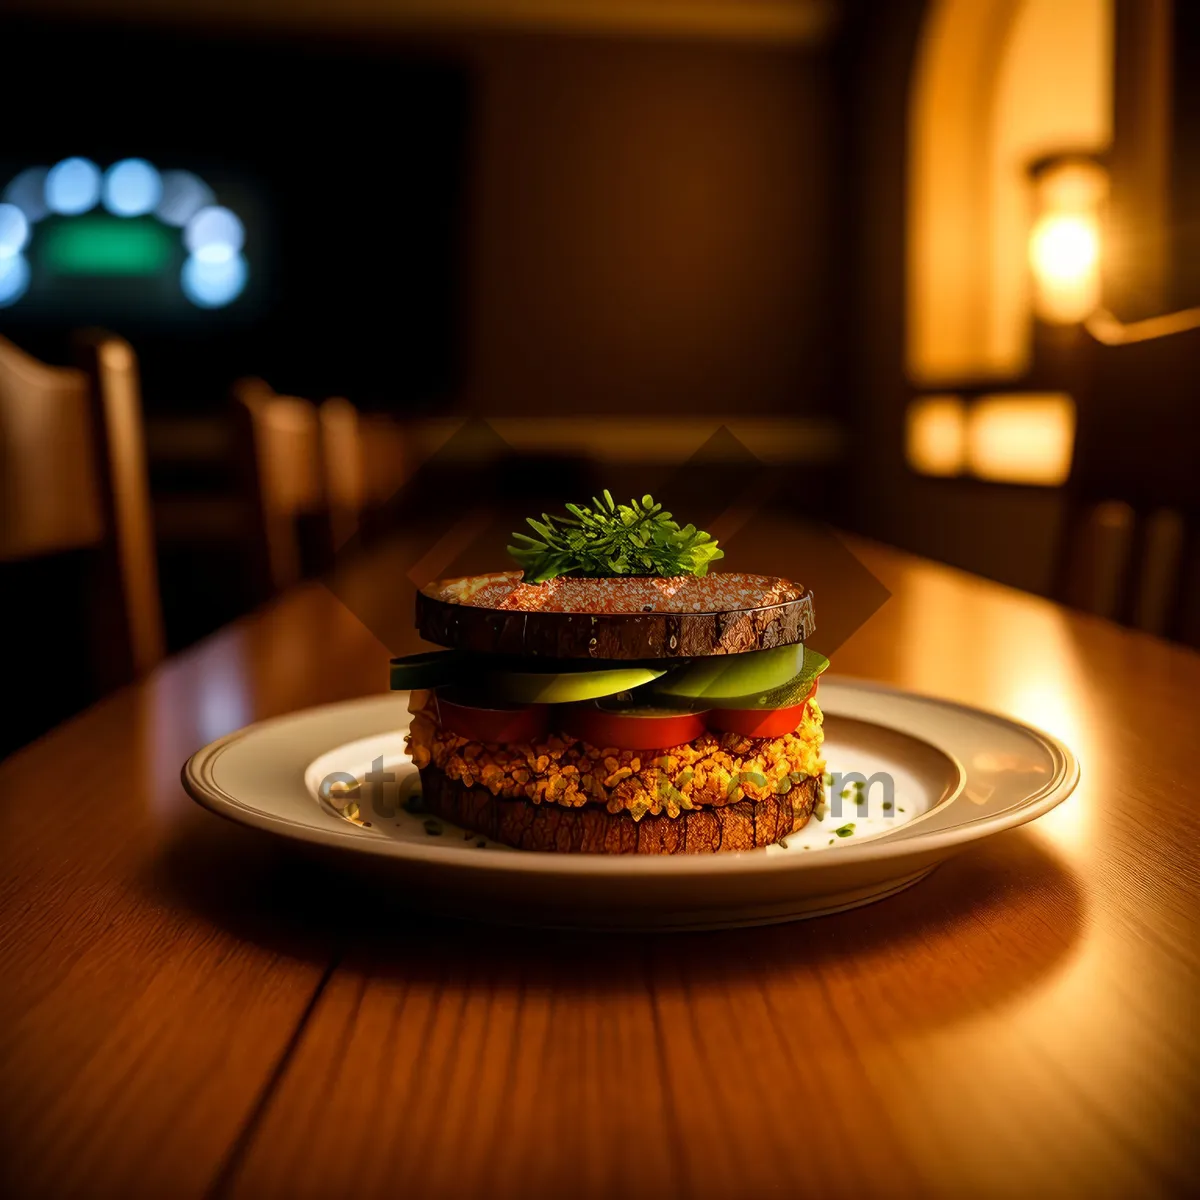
left=417, top=570, right=815, bottom=660
left=419, top=766, right=820, bottom=854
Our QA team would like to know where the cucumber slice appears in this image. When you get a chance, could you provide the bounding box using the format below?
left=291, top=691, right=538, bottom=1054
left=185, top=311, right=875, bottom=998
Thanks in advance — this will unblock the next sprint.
left=707, top=649, right=831, bottom=710
left=650, top=643, right=806, bottom=702
left=484, top=663, right=667, bottom=704
left=388, top=650, right=465, bottom=691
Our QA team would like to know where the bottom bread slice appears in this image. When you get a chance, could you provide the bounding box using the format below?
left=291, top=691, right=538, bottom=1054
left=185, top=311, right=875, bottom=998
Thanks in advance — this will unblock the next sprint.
left=418, top=766, right=820, bottom=854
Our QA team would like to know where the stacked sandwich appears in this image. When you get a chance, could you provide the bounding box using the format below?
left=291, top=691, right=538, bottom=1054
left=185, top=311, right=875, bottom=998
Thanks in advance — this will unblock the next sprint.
left=394, top=494, right=828, bottom=854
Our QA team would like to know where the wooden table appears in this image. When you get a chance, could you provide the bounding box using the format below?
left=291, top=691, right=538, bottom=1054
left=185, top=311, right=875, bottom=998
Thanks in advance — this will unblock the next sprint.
left=2, top=535, right=1198, bottom=1197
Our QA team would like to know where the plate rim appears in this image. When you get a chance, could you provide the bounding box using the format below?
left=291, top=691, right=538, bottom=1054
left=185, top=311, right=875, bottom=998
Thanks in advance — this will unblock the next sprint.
left=181, top=676, right=1080, bottom=878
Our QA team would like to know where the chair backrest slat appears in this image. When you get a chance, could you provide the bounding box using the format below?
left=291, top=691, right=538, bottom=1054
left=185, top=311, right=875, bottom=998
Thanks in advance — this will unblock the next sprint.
left=0, top=336, right=104, bottom=561
left=232, top=378, right=325, bottom=595
left=78, top=334, right=166, bottom=676
left=0, top=331, right=164, bottom=691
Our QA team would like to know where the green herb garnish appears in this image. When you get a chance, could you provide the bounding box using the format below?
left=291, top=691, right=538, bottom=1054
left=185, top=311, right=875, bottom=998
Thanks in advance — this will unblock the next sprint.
left=835, top=823, right=856, bottom=837
left=508, top=492, right=724, bottom=584
left=423, top=818, right=444, bottom=837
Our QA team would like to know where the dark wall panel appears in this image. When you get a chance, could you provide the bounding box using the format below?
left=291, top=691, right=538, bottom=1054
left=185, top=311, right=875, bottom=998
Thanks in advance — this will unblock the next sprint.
left=463, top=35, right=838, bottom=417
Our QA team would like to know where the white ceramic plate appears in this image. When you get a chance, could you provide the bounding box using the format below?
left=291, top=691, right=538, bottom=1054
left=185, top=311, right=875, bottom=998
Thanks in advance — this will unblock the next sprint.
left=182, top=678, right=1078, bottom=929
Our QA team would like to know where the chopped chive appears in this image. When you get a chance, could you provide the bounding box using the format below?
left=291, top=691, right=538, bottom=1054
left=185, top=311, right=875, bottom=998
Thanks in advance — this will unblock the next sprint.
left=883, top=800, right=894, bottom=811
left=835, top=823, right=856, bottom=837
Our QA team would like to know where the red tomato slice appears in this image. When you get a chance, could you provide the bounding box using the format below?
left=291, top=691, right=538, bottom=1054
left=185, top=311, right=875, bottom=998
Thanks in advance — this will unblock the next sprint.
left=708, top=681, right=818, bottom=739
left=561, top=702, right=709, bottom=751
left=434, top=692, right=549, bottom=744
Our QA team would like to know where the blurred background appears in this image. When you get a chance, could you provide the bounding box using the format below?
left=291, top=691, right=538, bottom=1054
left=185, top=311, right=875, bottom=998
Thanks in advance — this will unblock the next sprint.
left=1, top=0, right=1196, bottom=755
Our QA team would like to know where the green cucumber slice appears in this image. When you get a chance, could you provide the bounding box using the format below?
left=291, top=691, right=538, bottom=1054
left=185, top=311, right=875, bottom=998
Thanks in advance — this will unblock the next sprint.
left=388, top=650, right=465, bottom=691
left=484, top=663, right=667, bottom=704
left=650, top=643, right=806, bottom=702
left=708, top=649, right=831, bottom=710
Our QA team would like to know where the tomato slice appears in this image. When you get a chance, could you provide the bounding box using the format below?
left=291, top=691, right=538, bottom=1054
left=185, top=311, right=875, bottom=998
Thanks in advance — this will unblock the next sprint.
left=561, top=700, right=709, bottom=751
left=434, top=691, right=549, bottom=744
left=708, top=681, right=818, bottom=738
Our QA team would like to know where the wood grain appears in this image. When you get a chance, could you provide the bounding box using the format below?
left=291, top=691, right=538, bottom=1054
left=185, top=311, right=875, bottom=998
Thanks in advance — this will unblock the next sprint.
left=2, top=526, right=1199, bottom=1196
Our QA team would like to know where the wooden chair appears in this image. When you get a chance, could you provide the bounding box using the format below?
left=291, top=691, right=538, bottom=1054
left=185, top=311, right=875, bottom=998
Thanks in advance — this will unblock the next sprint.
left=1055, top=319, right=1200, bottom=646
left=0, top=333, right=164, bottom=748
left=0, top=332, right=165, bottom=683
left=317, top=400, right=414, bottom=547
left=231, top=378, right=327, bottom=597
left=358, top=412, right=414, bottom=538
left=318, top=397, right=366, bottom=552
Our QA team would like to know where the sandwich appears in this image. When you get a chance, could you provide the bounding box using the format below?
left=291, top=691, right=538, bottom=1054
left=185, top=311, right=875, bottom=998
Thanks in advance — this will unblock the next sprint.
left=393, top=493, right=828, bottom=854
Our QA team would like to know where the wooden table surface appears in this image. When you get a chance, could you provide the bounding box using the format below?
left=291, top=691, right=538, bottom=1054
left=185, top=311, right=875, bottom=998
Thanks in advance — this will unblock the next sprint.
left=2, top=534, right=1198, bottom=1198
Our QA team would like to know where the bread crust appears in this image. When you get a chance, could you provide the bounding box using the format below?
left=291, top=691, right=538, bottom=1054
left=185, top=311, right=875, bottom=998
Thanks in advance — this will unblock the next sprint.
left=416, top=571, right=815, bottom=660
left=418, top=766, right=820, bottom=854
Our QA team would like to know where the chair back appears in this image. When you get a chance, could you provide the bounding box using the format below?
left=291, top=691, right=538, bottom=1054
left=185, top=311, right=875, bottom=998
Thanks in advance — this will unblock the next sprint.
left=318, top=397, right=365, bottom=551
left=77, top=333, right=166, bottom=676
left=0, top=336, right=103, bottom=560
left=232, top=378, right=325, bottom=595
left=1056, top=321, right=1200, bottom=645
left=0, top=332, right=164, bottom=682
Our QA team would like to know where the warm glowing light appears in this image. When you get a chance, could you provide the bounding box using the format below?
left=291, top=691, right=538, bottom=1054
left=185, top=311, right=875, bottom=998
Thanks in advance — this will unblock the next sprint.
left=966, top=393, right=1075, bottom=486
left=1029, top=212, right=1100, bottom=323
left=1030, top=214, right=1098, bottom=281
left=102, top=158, right=163, bottom=217
left=45, top=157, right=102, bottom=215
left=906, top=395, right=966, bottom=476
left=908, top=0, right=1112, bottom=381
left=1028, top=157, right=1107, bottom=324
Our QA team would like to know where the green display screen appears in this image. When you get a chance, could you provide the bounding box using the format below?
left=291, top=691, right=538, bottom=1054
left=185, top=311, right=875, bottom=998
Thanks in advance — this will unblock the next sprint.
left=39, top=216, right=176, bottom=276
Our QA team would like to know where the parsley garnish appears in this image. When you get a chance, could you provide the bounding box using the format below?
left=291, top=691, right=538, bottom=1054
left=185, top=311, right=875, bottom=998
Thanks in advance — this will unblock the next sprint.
left=835, top=823, right=856, bottom=837
left=508, top=492, right=724, bottom=584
